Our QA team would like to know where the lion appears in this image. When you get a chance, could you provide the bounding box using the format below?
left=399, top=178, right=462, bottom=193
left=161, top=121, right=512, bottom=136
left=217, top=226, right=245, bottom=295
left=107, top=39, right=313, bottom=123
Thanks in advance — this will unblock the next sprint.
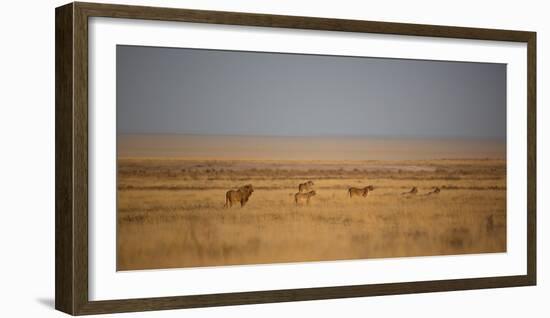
left=425, top=187, right=441, bottom=195
left=294, top=190, right=316, bottom=205
left=401, top=187, right=418, bottom=195
left=298, top=180, right=314, bottom=193
left=224, top=184, right=254, bottom=208
left=348, top=185, right=374, bottom=198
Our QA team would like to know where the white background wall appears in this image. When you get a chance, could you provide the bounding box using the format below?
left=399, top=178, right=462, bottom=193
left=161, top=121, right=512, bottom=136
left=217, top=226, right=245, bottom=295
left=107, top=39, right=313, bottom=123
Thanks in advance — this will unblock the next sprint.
left=0, top=0, right=547, bottom=316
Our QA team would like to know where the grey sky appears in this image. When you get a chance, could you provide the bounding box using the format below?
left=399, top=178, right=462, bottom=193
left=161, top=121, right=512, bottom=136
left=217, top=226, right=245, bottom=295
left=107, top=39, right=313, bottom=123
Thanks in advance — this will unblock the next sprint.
left=117, top=45, right=506, bottom=139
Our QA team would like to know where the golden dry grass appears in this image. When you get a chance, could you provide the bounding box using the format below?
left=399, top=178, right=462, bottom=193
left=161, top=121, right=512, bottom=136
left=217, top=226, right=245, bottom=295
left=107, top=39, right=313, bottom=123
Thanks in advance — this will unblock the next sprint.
left=117, top=158, right=506, bottom=270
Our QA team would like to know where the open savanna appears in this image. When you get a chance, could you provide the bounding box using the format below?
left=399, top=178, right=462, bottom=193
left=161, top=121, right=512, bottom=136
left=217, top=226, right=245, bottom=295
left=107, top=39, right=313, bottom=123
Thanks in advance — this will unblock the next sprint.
left=117, top=157, right=506, bottom=270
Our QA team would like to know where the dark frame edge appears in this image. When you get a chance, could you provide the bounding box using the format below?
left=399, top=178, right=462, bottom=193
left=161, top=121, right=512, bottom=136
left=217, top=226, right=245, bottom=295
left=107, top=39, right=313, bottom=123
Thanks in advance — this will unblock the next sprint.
left=55, top=2, right=76, bottom=315
left=77, top=275, right=532, bottom=315
left=56, top=2, right=91, bottom=315
left=55, top=1, right=537, bottom=315
left=526, top=32, right=537, bottom=286
left=73, top=1, right=535, bottom=42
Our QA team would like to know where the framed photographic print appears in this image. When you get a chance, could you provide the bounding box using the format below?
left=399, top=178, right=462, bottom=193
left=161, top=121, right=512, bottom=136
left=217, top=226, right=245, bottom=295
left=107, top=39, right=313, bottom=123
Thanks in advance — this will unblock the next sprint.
left=55, top=2, right=536, bottom=315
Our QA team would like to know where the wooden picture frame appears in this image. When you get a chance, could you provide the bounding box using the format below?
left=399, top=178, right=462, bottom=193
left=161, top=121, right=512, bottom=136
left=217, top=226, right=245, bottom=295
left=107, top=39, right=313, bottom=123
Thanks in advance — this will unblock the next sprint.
left=55, top=2, right=536, bottom=315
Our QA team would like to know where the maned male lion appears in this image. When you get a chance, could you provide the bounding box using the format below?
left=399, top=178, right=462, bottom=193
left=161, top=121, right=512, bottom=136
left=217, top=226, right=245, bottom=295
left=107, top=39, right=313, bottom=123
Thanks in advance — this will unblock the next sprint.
left=348, top=185, right=374, bottom=198
left=298, top=180, right=314, bottom=193
left=224, top=184, right=254, bottom=208
left=294, top=190, right=316, bottom=205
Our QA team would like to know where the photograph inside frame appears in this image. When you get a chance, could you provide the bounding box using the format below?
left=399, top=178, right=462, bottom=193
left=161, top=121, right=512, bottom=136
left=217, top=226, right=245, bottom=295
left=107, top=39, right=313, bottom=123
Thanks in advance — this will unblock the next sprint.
left=116, top=45, right=507, bottom=271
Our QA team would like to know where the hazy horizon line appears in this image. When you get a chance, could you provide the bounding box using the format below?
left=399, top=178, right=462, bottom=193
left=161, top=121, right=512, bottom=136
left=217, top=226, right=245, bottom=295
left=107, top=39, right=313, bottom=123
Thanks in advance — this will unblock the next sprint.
left=117, top=132, right=507, bottom=141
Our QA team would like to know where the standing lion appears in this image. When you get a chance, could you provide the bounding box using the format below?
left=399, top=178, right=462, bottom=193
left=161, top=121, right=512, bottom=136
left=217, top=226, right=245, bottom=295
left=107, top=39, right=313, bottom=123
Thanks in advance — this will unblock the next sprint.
left=294, top=190, right=316, bottom=205
left=348, top=185, right=374, bottom=198
left=298, top=180, right=314, bottom=193
left=224, top=184, right=254, bottom=208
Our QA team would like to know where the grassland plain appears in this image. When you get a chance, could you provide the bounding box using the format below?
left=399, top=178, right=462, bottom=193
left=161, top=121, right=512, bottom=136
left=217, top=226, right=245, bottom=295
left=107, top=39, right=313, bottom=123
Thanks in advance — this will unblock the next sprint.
left=117, top=157, right=506, bottom=270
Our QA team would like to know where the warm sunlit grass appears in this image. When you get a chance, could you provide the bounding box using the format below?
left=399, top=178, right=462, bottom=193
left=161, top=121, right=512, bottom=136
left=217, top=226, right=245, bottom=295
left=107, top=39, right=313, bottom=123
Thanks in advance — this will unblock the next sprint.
left=117, top=158, right=506, bottom=270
